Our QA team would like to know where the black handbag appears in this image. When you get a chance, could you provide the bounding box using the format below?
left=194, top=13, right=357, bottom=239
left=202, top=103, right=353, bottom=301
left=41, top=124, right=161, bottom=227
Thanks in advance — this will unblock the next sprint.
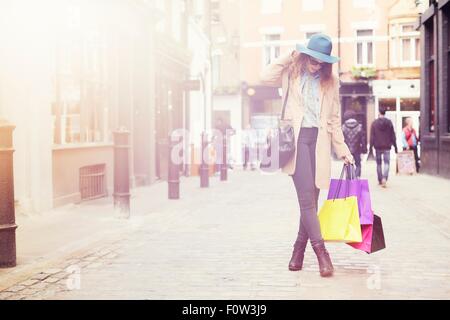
left=260, top=74, right=296, bottom=172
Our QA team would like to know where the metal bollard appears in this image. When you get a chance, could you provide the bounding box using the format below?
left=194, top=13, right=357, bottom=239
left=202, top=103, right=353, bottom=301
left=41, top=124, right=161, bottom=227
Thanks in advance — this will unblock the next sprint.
left=199, top=132, right=209, bottom=188
left=0, top=119, right=17, bottom=268
left=168, top=133, right=180, bottom=199
left=113, top=128, right=131, bottom=219
left=220, top=135, right=228, bottom=181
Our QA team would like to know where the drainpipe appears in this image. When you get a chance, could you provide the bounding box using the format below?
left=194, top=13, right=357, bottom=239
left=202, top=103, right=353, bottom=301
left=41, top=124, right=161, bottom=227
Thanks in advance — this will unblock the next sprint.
left=338, top=0, right=341, bottom=76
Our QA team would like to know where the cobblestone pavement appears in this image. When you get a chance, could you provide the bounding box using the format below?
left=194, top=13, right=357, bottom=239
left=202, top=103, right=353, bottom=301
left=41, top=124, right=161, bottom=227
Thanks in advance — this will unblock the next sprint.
left=1, top=160, right=450, bottom=300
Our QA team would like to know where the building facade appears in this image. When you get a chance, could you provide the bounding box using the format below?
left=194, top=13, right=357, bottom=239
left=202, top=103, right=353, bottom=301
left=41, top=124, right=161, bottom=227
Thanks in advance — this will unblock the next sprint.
left=0, top=0, right=207, bottom=213
left=236, top=0, right=425, bottom=156
left=418, top=0, right=450, bottom=178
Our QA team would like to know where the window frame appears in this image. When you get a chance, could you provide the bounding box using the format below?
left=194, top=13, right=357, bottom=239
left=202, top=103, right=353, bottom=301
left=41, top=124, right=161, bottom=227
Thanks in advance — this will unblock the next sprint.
left=399, top=23, right=421, bottom=67
left=355, top=29, right=375, bottom=67
left=262, top=33, right=281, bottom=67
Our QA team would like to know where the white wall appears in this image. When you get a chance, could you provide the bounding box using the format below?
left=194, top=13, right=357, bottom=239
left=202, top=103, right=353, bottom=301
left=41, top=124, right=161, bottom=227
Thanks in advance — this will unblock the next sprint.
left=0, top=0, right=55, bottom=214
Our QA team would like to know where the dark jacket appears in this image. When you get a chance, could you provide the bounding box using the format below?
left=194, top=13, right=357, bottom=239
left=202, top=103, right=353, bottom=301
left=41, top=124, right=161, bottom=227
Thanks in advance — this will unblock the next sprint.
left=342, top=118, right=367, bottom=155
left=370, top=117, right=398, bottom=152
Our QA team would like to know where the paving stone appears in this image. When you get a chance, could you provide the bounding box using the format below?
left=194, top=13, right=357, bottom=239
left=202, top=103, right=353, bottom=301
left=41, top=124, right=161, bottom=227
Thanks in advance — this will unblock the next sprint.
left=3, top=162, right=450, bottom=299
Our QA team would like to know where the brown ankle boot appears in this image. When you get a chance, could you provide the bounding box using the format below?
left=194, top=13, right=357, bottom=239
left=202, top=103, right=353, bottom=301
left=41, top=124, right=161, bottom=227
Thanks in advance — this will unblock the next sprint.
left=312, top=242, right=334, bottom=277
left=288, top=240, right=307, bottom=271
left=288, top=249, right=304, bottom=271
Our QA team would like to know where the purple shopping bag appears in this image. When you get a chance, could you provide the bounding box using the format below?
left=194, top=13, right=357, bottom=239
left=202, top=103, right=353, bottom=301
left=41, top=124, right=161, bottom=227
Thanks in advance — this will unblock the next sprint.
left=326, top=166, right=374, bottom=225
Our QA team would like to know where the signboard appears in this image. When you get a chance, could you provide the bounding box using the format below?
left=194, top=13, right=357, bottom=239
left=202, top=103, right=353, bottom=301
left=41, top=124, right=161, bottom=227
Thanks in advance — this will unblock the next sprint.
left=396, top=150, right=416, bottom=175
left=183, top=80, right=200, bottom=91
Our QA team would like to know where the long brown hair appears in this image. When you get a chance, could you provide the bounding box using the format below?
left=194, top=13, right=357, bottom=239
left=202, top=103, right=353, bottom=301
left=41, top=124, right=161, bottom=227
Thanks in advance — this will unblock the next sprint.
left=287, top=53, right=333, bottom=88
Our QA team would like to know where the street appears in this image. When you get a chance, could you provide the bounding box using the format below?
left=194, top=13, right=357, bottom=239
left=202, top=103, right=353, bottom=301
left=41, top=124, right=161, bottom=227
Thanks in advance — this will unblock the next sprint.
left=1, top=160, right=450, bottom=300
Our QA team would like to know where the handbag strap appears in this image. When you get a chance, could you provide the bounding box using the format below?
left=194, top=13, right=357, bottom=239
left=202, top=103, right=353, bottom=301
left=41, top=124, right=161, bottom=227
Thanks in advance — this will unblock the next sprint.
left=280, top=73, right=291, bottom=121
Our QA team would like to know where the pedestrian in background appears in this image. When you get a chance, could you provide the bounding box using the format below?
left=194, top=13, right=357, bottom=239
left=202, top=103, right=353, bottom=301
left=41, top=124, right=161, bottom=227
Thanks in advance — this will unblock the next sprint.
left=213, top=118, right=235, bottom=174
left=260, top=33, right=354, bottom=277
left=402, top=117, right=420, bottom=173
left=242, top=124, right=257, bottom=170
left=342, top=110, right=367, bottom=178
left=369, top=107, right=398, bottom=188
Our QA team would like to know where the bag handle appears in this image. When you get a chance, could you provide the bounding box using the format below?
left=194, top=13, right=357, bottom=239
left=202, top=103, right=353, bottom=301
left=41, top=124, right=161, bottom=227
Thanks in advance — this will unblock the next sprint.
left=333, top=164, right=352, bottom=201
left=280, top=73, right=291, bottom=121
left=345, top=163, right=358, bottom=180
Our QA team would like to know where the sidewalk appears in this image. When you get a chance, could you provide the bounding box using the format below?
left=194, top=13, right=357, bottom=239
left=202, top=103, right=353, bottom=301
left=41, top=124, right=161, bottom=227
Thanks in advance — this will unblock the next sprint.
left=1, top=159, right=449, bottom=299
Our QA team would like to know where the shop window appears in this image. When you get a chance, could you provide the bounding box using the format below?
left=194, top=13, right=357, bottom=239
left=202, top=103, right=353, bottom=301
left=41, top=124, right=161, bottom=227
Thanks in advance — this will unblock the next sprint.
left=378, top=98, right=396, bottom=112
left=400, top=98, right=420, bottom=112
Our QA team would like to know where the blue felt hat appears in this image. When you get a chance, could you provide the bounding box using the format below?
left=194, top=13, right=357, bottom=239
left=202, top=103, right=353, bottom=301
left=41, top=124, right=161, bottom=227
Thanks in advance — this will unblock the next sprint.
left=296, top=33, right=340, bottom=64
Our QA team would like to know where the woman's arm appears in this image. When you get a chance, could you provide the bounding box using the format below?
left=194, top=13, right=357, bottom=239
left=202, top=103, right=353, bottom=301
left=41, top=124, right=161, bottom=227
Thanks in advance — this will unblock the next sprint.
left=328, top=78, right=351, bottom=159
left=259, top=51, right=295, bottom=87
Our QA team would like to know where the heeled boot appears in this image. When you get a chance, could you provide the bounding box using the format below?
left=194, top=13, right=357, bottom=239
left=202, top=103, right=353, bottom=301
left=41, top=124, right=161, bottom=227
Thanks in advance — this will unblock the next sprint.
left=288, top=240, right=307, bottom=271
left=312, top=241, right=334, bottom=277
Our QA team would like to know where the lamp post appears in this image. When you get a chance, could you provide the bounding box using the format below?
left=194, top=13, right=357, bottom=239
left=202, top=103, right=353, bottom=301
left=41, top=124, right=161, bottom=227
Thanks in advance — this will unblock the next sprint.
left=0, top=119, right=17, bottom=268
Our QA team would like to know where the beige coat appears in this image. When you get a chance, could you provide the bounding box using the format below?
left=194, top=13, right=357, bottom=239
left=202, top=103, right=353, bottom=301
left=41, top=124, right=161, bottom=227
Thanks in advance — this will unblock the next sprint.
left=260, top=51, right=351, bottom=189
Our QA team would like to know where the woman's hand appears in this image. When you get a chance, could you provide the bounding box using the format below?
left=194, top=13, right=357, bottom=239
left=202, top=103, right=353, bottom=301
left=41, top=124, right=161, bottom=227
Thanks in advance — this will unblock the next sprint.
left=343, top=154, right=355, bottom=165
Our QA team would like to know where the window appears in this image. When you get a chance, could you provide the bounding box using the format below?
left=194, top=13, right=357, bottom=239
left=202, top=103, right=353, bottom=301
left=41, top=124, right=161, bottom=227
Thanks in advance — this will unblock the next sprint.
left=353, top=0, right=375, bottom=8
left=302, top=0, right=323, bottom=12
left=53, top=30, right=110, bottom=145
left=356, top=29, right=374, bottom=66
left=263, top=34, right=281, bottom=66
left=211, top=0, right=221, bottom=24
left=155, top=0, right=166, bottom=33
left=399, top=24, right=420, bottom=65
left=261, top=0, right=282, bottom=14
left=378, top=98, right=397, bottom=113
left=171, top=0, right=182, bottom=42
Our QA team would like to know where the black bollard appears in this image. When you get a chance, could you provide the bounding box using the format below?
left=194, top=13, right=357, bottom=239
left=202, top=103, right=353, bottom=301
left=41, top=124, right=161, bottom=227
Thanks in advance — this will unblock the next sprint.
left=0, top=119, right=17, bottom=268
left=199, top=132, right=209, bottom=188
left=220, top=135, right=228, bottom=181
left=168, top=133, right=180, bottom=199
left=113, top=128, right=131, bottom=219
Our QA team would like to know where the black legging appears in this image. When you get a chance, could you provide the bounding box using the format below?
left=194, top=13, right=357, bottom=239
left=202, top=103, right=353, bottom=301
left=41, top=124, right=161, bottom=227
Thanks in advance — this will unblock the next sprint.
left=291, top=127, right=323, bottom=249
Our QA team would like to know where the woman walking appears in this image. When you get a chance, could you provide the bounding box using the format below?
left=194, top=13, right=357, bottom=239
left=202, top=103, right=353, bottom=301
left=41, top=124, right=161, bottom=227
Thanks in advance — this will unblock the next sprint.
left=260, top=34, right=354, bottom=277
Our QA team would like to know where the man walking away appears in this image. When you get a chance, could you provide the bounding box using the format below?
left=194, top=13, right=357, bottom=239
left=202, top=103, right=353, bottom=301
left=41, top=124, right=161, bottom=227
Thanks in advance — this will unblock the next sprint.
left=342, top=110, right=367, bottom=178
left=402, top=117, right=420, bottom=173
left=369, top=107, right=398, bottom=188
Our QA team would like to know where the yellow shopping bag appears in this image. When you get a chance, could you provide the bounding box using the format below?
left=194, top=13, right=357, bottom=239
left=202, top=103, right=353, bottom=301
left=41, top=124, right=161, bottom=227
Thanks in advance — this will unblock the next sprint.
left=318, top=196, right=362, bottom=243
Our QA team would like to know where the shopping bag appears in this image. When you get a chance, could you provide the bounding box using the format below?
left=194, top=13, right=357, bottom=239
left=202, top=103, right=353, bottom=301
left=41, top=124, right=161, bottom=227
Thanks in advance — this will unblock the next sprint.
left=370, top=214, right=386, bottom=253
left=347, top=224, right=373, bottom=253
left=318, top=196, right=362, bottom=243
left=347, top=214, right=386, bottom=253
left=327, top=165, right=374, bottom=225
